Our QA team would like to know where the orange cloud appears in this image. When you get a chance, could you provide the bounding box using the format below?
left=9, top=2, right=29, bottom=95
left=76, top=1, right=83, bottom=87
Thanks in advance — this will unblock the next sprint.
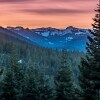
left=0, top=0, right=98, bottom=29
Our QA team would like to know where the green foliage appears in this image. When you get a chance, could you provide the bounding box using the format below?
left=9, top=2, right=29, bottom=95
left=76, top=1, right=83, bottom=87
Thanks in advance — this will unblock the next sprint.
left=0, top=66, right=17, bottom=100
left=79, top=2, right=100, bottom=100
left=22, top=62, right=38, bottom=100
left=55, top=50, right=74, bottom=100
left=37, top=75, right=53, bottom=100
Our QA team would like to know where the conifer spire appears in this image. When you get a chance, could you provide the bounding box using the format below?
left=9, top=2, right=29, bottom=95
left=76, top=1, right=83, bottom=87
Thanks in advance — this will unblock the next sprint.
left=79, top=0, right=100, bottom=99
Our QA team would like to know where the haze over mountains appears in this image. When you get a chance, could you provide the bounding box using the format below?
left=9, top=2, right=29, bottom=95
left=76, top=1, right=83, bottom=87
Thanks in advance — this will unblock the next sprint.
left=0, top=26, right=90, bottom=51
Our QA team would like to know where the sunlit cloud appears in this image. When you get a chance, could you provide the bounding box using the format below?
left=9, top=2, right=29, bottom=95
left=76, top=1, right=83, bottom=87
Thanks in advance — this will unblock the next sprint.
left=0, top=0, right=98, bottom=29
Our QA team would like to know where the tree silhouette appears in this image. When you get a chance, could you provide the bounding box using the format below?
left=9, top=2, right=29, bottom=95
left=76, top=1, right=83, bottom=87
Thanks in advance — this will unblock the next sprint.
left=79, top=0, right=100, bottom=100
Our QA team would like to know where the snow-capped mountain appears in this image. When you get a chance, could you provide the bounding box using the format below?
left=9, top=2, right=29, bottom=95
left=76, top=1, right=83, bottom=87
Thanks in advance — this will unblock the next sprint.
left=1, top=26, right=90, bottom=51
left=31, top=26, right=90, bottom=36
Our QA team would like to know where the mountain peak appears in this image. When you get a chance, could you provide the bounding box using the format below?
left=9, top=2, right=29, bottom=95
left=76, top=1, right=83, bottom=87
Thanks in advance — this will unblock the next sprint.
left=0, top=26, right=90, bottom=51
left=66, top=26, right=75, bottom=29
left=7, top=26, right=24, bottom=31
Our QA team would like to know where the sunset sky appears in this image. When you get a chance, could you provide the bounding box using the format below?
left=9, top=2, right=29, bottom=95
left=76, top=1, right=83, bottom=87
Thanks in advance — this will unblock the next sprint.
left=0, top=0, right=98, bottom=29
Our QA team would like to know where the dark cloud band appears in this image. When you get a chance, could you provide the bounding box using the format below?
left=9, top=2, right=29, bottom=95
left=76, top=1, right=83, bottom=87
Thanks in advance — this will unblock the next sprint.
left=21, top=8, right=92, bottom=15
left=0, top=0, right=30, bottom=3
left=0, top=0, right=95, bottom=3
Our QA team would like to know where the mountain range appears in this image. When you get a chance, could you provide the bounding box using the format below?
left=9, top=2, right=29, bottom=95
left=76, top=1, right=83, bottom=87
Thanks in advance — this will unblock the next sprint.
left=0, top=26, right=91, bottom=51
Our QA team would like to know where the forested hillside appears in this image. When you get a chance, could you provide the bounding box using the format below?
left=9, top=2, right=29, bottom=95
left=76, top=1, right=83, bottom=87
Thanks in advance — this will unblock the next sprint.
left=0, top=33, right=84, bottom=100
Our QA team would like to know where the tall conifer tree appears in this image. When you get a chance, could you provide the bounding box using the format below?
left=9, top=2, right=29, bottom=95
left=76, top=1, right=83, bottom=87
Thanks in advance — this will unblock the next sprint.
left=22, top=59, right=38, bottom=100
left=0, top=44, right=19, bottom=100
left=0, top=66, right=17, bottom=100
left=55, top=50, right=73, bottom=100
left=79, top=0, right=100, bottom=99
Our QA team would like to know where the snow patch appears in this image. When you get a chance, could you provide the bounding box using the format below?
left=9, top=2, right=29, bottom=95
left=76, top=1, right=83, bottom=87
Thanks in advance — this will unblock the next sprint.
left=41, top=32, right=49, bottom=37
left=18, top=60, right=23, bottom=64
left=14, top=28, right=21, bottom=31
left=66, top=37, right=73, bottom=41
left=75, top=32, right=85, bottom=35
left=26, top=37, right=30, bottom=39
left=48, top=42, right=54, bottom=45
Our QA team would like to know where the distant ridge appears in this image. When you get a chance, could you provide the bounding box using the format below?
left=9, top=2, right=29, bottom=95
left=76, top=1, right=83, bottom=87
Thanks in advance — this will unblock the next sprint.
left=0, top=26, right=91, bottom=51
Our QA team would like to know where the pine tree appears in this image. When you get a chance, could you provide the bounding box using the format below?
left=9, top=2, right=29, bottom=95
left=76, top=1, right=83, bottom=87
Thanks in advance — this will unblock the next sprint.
left=79, top=1, right=100, bottom=100
left=0, top=44, right=20, bottom=100
left=0, top=66, right=17, bottom=100
left=23, top=57, right=53, bottom=100
left=10, top=44, right=24, bottom=100
left=37, top=74, right=53, bottom=100
left=55, top=50, right=73, bottom=100
left=22, top=58, right=38, bottom=100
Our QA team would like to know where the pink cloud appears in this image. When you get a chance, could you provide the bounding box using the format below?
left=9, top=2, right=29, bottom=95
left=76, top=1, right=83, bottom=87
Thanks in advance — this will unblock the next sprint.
left=0, top=0, right=98, bottom=28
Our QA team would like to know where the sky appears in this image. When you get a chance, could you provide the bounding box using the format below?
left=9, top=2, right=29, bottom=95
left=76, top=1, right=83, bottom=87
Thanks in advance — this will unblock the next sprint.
left=0, top=0, right=98, bottom=29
